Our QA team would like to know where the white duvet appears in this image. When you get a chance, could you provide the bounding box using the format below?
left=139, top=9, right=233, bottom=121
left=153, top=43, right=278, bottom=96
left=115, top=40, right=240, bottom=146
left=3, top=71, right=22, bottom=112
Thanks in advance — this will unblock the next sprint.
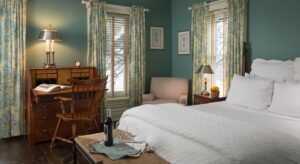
left=119, top=103, right=300, bottom=164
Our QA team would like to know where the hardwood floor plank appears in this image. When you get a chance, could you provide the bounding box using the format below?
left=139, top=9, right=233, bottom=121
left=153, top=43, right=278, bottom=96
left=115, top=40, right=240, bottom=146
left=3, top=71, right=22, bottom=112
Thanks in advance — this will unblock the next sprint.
left=26, top=141, right=49, bottom=164
left=0, top=137, right=34, bottom=164
left=38, top=142, right=64, bottom=164
left=0, top=136, right=90, bottom=164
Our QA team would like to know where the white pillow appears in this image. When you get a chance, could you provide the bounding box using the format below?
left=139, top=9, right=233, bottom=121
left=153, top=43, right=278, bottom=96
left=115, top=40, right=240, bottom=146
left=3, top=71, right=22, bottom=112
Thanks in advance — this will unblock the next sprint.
left=245, top=73, right=286, bottom=82
left=227, top=74, right=274, bottom=110
left=268, top=82, right=300, bottom=118
left=250, top=59, right=294, bottom=81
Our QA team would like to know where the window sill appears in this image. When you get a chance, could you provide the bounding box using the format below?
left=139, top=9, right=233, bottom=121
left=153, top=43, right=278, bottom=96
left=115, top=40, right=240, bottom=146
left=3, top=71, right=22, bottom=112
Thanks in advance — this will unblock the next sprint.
left=107, top=97, right=129, bottom=101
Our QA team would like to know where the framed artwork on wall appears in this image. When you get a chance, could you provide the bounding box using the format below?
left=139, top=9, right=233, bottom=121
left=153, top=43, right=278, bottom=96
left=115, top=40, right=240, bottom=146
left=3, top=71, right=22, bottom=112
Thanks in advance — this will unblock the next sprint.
left=150, top=27, right=164, bottom=50
left=178, top=30, right=190, bottom=55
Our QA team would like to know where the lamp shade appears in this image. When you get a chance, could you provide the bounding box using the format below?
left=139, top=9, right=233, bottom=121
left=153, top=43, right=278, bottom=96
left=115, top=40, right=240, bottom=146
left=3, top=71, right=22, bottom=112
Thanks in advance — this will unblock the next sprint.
left=196, top=64, right=214, bottom=74
left=38, top=29, right=62, bottom=41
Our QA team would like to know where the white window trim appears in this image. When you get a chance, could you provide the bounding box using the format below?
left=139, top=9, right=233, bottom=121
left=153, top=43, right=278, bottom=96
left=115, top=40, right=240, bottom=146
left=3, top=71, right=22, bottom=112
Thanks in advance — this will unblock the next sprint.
left=207, top=7, right=228, bottom=97
left=208, top=0, right=228, bottom=12
left=106, top=4, right=130, bottom=15
left=107, top=96, right=129, bottom=101
left=188, top=0, right=228, bottom=12
left=105, top=5, right=131, bottom=121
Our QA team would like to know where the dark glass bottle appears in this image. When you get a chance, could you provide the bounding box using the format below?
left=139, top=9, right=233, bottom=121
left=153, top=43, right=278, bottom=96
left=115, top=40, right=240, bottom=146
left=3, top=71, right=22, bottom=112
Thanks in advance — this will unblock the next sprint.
left=104, top=109, right=113, bottom=146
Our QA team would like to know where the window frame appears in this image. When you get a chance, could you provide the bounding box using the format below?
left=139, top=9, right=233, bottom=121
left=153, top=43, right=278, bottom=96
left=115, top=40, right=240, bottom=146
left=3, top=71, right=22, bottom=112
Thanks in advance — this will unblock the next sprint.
left=207, top=6, right=228, bottom=97
left=106, top=12, right=130, bottom=98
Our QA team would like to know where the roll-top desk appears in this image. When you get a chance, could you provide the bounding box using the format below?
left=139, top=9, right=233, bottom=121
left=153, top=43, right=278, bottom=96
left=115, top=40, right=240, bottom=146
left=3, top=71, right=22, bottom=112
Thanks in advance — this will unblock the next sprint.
left=26, top=67, right=99, bottom=144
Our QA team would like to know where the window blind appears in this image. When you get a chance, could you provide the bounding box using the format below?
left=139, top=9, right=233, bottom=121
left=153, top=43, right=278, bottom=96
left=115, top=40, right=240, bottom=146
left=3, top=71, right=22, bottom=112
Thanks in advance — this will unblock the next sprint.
left=209, top=10, right=228, bottom=97
left=106, top=14, right=130, bottom=97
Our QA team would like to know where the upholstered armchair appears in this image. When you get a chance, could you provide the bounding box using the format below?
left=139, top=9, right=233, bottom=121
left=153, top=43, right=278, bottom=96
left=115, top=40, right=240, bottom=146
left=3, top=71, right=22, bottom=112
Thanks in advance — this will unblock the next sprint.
left=143, top=77, right=188, bottom=105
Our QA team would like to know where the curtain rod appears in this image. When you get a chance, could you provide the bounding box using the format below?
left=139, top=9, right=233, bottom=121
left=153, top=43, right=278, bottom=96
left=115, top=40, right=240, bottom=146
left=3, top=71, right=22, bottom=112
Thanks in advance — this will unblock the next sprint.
left=82, top=0, right=150, bottom=12
left=188, top=0, right=226, bottom=10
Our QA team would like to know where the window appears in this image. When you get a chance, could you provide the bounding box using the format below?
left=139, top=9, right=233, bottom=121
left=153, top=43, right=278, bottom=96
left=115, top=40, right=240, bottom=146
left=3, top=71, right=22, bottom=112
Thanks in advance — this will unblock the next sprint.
left=208, top=9, right=228, bottom=96
left=106, top=14, right=130, bottom=98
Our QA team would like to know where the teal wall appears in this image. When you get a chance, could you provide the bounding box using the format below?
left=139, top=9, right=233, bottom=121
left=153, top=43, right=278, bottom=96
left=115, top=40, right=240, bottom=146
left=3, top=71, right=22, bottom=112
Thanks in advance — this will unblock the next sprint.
left=26, top=0, right=172, bottom=91
left=248, top=0, right=300, bottom=71
left=171, top=0, right=300, bottom=78
left=27, top=0, right=87, bottom=68
left=171, top=0, right=205, bottom=79
left=27, top=0, right=300, bottom=93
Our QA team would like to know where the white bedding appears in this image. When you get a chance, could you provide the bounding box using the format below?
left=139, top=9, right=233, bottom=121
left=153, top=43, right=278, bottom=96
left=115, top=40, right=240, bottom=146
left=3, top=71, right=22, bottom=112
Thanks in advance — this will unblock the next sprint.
left=119, top=102, right=300, bottom=164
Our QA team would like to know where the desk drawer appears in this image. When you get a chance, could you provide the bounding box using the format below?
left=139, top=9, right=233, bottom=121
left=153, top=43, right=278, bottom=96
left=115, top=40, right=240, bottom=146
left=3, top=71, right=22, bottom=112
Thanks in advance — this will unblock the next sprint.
left=72, top=73, right=81, bottom=78
left=35, top=118, right=72, bottom=140
left=34, top=102, right=60, bottom=115
left=47, top=74, right=57, bottom=78
left=36, top=70, right=56, bottom=74
left=36, top=74, right=47, bottom=79
left=34, top=102, right=72, bottom=141
left=72, top=69, right=89, bottom=73
left=81, top=73, right=90, bottom=77
left=35, top=128, right=52, bottom=141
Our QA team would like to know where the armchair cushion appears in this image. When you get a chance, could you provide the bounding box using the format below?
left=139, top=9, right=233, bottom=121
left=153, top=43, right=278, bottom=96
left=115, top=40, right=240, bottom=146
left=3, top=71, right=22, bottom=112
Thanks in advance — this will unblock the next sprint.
left=150, top=77, right=188, bottom=100
left=143, top=99, right=177, bottom=105
left=178, top=95, right=188, bottom=105
left=142, top=93, right=156, bottom=102
left=142, top=77, right=189, bottom=106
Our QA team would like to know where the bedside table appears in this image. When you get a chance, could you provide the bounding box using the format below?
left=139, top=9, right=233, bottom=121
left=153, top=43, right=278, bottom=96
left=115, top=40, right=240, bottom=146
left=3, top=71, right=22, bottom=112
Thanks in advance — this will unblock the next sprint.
left=193, top=94, right=226, bottom=105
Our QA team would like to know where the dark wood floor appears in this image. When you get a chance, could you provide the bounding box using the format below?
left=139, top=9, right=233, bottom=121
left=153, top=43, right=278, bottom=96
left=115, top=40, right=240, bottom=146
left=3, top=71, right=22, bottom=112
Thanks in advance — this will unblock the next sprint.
left=0, top=136, right=87, bottom=164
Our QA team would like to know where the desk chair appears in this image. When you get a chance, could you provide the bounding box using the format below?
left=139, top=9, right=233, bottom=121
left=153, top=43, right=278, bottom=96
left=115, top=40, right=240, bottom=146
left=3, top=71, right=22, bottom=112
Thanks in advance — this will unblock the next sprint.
left=50, top=77, right=107, bottom=148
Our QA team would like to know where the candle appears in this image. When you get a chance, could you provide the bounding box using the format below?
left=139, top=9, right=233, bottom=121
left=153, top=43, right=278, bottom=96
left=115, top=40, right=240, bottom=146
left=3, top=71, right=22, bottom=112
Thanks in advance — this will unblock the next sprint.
left=51, top=40, right=54, bottom=52
left=45, top=40, right=50, bottom=52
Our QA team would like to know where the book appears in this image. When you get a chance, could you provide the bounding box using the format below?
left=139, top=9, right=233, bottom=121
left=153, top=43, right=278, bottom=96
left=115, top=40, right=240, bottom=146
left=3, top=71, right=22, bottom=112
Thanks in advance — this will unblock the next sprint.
left=34, top=84, right=71, bottom=93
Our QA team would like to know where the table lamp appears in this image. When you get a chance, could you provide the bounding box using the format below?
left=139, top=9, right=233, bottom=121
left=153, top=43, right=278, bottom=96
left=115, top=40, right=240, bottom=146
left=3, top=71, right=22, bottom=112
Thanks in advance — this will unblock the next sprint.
left=196, top=64, right=214, bottom=96
left=38, top=24, right=62, bottom=68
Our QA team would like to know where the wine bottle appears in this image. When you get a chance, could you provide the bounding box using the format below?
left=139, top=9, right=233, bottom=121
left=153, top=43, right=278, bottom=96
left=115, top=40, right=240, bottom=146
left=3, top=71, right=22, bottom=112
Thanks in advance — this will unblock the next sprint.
left=104, top=109, right=113, bottom=146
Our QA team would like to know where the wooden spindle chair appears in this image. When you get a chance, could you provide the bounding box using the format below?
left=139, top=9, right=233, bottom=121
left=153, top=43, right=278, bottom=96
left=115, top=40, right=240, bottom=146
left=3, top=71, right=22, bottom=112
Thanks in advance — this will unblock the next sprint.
left=50, top=77, right=107, bottom=148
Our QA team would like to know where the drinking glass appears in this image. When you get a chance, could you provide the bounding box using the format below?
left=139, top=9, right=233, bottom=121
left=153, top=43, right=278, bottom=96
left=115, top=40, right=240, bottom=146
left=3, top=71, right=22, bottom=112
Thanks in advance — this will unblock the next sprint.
left=113, top=121, right=122, bottom=141
left=126, top=122, right=139, bottom=142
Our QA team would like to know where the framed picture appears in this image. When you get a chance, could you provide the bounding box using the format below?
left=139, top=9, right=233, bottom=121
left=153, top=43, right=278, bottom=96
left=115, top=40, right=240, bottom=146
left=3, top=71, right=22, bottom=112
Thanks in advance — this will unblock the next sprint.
left=150, top=27, right=164, bottom=50
left=178, top=31, right=190, bottom=55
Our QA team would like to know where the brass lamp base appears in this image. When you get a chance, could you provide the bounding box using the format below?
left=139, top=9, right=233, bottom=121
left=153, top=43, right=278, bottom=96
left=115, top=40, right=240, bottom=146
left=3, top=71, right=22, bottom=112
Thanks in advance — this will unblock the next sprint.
left=44, top=63, right=56, bottom=68
left=44, top=51, right=56, bottom=68
left=201, top=90, right=210, bottom=96
left=201, top=77, right=210, bottom=96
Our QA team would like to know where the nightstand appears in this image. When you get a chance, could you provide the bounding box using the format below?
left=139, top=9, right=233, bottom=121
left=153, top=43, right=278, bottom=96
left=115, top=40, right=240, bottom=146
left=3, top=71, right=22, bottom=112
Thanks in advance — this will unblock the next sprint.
left=193, top=94, right=226, bottom=105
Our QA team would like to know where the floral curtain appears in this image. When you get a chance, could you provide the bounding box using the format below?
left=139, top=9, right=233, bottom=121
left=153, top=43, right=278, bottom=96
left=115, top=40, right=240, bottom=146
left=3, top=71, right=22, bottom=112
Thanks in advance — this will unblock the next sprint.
left=86, top=0, right=106, bottom=79
left=191, top=3, right=209, bottom=95
left=85, top=0, right=107, bottom=120
left=225, top=0, right=248, bottom=93
left=129, top=6, right=146, bottom=107
left=0, top=0, right=26, bottom=138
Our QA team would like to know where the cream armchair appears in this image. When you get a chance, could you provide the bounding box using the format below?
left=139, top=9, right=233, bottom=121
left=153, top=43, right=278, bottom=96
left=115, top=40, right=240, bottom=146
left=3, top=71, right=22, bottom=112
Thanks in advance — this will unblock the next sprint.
left=143, top=77, right=188, bottom=105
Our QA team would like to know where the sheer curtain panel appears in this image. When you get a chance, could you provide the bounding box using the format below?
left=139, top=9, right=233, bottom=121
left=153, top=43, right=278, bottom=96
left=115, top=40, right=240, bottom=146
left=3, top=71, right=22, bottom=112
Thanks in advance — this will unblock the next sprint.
left=86, top=0, right=107, bottom=79
left=128, top=6, right=146, bottom=107
left=86, top=0, right=107, bottom=120
left=191, top=3, right=209, bottom=95
left=225, top=0, right=248, bottom=93
left=0, top=0, right=26, bottom=138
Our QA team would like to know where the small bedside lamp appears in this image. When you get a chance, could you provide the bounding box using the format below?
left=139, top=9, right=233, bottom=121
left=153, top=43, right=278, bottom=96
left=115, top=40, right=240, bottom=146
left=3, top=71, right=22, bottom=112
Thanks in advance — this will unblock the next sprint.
left=196, top=64, right=214, bottom=96
left=38, top=24, right=62, bottom=68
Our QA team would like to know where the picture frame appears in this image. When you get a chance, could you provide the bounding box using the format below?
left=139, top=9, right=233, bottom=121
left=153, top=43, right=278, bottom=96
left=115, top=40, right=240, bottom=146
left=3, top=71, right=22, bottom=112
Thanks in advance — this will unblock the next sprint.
left=178, top=30, right=190, bottom=55
left=150, top=27, right=164, bottom=50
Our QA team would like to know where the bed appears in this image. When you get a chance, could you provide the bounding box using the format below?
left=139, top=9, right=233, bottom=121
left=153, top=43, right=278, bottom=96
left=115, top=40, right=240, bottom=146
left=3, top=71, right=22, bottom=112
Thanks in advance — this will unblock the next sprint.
left=118, top=102, right=300, bottom=164
left=117, top=58, right=300, bottom=164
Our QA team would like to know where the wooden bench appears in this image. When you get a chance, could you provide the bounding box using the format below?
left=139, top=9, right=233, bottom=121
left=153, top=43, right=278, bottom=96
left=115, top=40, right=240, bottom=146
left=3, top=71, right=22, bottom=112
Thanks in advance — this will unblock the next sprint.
left=73, top=132, right=169, bottom=164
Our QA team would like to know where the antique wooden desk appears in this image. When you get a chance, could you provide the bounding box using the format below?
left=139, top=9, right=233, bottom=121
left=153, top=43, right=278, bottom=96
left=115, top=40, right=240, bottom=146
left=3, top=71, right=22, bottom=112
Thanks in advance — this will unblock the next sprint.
left=26, top=67, right=100, bottom=144
left=73, top=132, right=169, bottom=164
